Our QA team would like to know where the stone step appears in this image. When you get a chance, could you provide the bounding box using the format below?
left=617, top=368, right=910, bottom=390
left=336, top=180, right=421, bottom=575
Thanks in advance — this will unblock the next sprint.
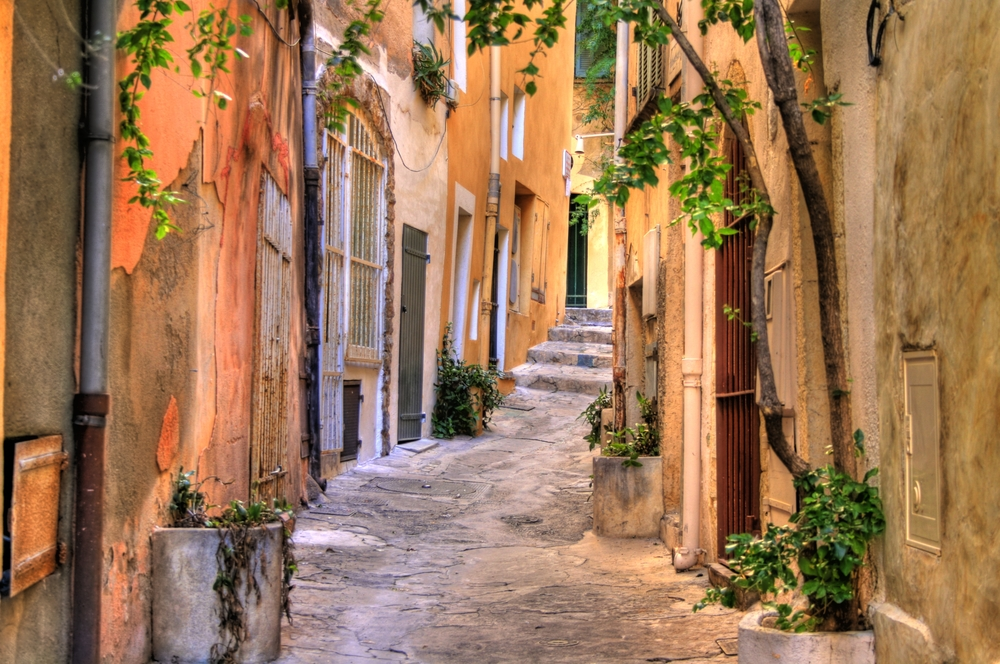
left=548, top=325, right=613, bottom=345
left=564, top=308, right=612, bottom=325
left=526, top=340, right=611, bottom=368
left=508, top=362, right=612, bottom=395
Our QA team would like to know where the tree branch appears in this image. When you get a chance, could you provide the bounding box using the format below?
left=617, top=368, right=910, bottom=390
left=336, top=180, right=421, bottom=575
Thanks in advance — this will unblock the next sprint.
left=756, top=0, right=855, bottom=478
left=652, top=4, right=810, bottom=478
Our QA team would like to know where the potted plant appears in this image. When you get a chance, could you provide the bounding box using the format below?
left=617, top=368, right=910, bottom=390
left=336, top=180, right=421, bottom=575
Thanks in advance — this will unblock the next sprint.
left=695, top=464, right=886, bottom=664
left=586, top=391, right=663, bottom=538
left=432, top=324, right=504, bottom=438
left=152, top=470, right=297, bottom=664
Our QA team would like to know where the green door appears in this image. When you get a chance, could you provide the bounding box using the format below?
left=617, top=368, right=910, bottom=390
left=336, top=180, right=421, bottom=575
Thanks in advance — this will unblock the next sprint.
left=398, top=225, right=428, bottom=441
left=566, top=202, right=588, bottom=308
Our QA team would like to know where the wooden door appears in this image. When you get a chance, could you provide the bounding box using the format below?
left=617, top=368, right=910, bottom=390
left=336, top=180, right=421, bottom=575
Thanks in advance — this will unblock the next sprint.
left=398, top=225, right=428, bottom=441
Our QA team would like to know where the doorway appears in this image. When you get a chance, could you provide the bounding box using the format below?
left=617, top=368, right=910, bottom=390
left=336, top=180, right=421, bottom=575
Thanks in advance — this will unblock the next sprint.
left=715, top=134, right=761, bottom=558
left=451, top=210, right=473, bottom=356
left=566, top=200, right=588, bottom=308
left=398, top=225, right=428, bottom=441
left=492, top=228, right=510, bottom=370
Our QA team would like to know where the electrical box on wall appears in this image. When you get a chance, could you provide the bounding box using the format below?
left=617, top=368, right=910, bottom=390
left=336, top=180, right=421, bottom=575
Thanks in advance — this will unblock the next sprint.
left=903, top=351, right=942, bottom=553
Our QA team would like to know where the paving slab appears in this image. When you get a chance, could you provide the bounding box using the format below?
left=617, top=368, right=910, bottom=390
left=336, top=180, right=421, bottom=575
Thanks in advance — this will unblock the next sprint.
left=278, top=387, right=741, bottom=663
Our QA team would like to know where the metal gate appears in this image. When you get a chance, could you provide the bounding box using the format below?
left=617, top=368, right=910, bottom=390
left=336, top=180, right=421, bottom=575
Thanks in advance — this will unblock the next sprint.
left=715, top=135, right=761, bottom=558
left=398, top=225, right=428, bottom=441
left=320, top=130, right=347, bottom=468
left=566, top=201, right=588, bottom=308
left=251, top=172, right=293, bottom=503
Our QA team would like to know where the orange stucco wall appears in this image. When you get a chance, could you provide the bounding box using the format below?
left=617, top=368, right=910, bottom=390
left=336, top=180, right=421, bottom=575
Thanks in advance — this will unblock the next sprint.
left=101, top=3, right=304, bottom=660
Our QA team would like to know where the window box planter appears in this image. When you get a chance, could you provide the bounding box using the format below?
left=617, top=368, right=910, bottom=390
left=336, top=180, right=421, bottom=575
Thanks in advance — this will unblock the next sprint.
left=738, top=610, right=875, bottom=664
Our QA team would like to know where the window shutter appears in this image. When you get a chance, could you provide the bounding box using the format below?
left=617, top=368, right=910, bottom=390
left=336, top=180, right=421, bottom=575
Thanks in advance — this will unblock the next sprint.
left=904, top=352, right=942, bottom=553
left=10, top=436, right=67, bottom=596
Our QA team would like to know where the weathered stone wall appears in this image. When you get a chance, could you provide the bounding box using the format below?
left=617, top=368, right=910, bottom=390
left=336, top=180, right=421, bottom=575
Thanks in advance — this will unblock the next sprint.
left=872, top=0, right=1000, bottom=660
left=0, top=1, right=82, bottom=660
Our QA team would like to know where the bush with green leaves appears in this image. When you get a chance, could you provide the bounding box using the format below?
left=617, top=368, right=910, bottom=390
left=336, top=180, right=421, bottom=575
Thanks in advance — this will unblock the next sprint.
left=579, top=385, right=612, bottom=449
left=432, top=324, right=505, bottom=438
left=694, top=464, right=886, bottom=632
left=592, top=391, right=660, bottom=467
left=412, top=41, right=457, bottom=109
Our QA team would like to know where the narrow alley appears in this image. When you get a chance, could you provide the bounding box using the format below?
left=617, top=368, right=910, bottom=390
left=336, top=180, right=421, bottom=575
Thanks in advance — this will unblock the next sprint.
left=278, top=386, right=740, bottom=663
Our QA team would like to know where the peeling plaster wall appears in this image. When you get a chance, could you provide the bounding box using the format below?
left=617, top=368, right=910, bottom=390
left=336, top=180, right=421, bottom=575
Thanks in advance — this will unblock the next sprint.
left=871, top=0, right=1000, bottom=660
left=0, top=1, right=82, bottom=660
left=100, top=4, right=304, bottom=660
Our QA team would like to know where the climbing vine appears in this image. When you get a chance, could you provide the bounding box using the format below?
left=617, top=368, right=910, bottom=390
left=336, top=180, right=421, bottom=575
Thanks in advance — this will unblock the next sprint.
left=117, top=1, right=252, bottom=238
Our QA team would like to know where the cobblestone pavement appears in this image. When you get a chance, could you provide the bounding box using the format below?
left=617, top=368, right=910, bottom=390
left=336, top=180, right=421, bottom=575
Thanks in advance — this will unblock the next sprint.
left=278, top=388, right=741, bottom=663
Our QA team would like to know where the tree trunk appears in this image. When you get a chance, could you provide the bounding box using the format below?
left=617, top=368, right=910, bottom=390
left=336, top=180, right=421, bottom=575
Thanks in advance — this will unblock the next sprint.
left=754, top=0, right=855, bottom=479
left=654, top=4, right=810, bottom=479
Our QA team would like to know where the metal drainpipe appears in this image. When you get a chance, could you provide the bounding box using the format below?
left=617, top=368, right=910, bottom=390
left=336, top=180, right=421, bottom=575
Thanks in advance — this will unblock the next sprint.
left=611, top=20, right=628, bottom=431
left=300, top=5, right=323, bottom=483
left=674, top=0, right=707, bottom=572
left=479, top=45, right=501, bottom=366
left=73, top=0, right=115, bottom=660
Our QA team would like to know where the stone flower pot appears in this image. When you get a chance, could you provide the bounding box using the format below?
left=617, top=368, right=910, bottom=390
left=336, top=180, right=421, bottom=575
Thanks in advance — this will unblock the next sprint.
left=592, top=455, right=663, bottom=538
left=152, top=522, right=284, bottom=664
left=738, top=610, right=875, bottom=664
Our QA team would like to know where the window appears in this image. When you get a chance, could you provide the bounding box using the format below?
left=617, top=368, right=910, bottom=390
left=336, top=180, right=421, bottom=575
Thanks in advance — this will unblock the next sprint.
left=320, top=111, right=388, bottom=462
left=575, top=0, right=595, bottom=77
left=453, top=0, right=467, bottom=91
left=512, top=86, right=526, bottom=159
left=251, top=172, right=293, bottom=502
left=635, top=9, right=663, bottom=108
left=500, top=92, right=509, bottom=160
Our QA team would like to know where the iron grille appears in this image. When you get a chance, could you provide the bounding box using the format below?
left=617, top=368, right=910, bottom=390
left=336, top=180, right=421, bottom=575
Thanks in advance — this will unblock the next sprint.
left=715, top=134, right=761, bottom=558
left=321, top=132, right=347, bottom=453
left=251, top=172, right=293, bottom=503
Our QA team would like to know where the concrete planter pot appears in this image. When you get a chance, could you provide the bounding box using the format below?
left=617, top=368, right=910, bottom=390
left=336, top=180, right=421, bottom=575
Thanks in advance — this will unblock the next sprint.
left=152, top=522, right=284, bottom=664
left=738, top=611, right=875, bottom=664
left=592, top=456, right=663, bottom=538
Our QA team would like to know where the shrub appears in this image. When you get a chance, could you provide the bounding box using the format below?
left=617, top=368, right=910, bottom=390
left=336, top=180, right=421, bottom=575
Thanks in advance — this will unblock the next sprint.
left=695, top=464, right=886, bottom=632
left=431, top=324, right=504, bottom=438
left=583, top=390, right=660, bottom=467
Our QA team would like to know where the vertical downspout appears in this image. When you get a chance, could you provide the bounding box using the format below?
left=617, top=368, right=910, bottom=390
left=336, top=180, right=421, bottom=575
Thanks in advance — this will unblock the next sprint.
left=300, top=4, right=323, bottom=483
left=674, top=0, right=706, bottom=571
left=73, top=0, right=115, bottom=660
left=479, top=45, right=501, bottom=366
left=611, top=20, right=628, bottom=431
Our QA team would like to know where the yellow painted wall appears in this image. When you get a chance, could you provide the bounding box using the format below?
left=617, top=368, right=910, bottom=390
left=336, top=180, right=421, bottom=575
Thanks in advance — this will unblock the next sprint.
left=444, top=3, right=576, bottom=372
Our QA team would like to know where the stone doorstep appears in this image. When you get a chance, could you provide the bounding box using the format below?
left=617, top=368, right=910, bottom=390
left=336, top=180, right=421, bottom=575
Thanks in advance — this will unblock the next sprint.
left=396, top=439, right=439, bottom=455
left=708, top=562, right=761, bottom=611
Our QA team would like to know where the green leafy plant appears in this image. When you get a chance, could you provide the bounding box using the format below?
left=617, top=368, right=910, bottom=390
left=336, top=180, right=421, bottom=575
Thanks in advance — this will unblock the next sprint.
left=598, top=391, right=660, bottom=467
left=117, top=1, right=253, bottom=239
left=803, top=92, right=852, bottom=125
left=167, top=470, right=297, bottom=661
left=432, top=324, right=505, bottom=438
left=579, top=385, right=612, bottom=450
left=695, top=464, right=885, bottom=632
left=412, top=40, right=457, bottom=109
left=723, top=303, right=758, bottom=342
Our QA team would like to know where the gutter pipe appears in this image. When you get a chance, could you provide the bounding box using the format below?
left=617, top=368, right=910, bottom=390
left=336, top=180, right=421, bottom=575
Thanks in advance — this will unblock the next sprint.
left=479, top=45, right=501, bottom=366
left=611, top=20, right=628, bottom=431
left=300, top=5, right=323, bottom=483
left=674, top=0, right=707, bottom=572
left=73, top=0, right=115, bottom=660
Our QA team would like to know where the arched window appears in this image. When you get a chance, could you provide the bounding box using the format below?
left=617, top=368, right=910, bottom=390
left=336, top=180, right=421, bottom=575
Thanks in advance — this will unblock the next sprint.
left=320, top=110, right=387, bottom=459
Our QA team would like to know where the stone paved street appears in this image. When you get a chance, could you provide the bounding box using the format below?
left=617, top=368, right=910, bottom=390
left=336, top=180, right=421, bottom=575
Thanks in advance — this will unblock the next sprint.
left=278, top=388, right=741, bottom=663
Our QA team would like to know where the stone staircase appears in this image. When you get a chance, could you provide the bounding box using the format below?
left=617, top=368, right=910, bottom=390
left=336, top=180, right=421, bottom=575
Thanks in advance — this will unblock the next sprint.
left=509, top=308, right=613, bottom=395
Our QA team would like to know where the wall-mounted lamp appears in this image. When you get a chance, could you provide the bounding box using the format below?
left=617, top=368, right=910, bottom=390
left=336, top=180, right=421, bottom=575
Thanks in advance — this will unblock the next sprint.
left=573, top=132, right=615, bottom=155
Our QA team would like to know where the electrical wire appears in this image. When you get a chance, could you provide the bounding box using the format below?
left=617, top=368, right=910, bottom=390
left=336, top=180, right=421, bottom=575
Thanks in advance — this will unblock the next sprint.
left=251, top=0, right=300, bottom=47
left=369, top=74, right=448, bottom=173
